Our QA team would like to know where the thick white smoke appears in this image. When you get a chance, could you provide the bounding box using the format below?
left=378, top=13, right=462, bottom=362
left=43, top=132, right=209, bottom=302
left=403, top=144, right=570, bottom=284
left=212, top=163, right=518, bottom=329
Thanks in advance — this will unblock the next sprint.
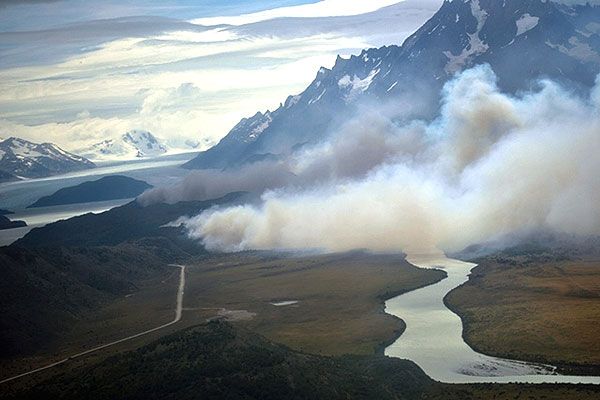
left=178, top=65, right=600, bottom=254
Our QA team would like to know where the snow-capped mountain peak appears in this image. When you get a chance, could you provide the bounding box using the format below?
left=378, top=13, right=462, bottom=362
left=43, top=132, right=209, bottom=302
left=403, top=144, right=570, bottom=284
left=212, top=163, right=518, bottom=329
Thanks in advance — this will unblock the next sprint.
left=184, top=0, right=600, bottom=170
left=82, top=130, right=168, bottom=161
left=122, top=130, right=167, bottom=157
left=0, top=137, right=95, bottom=181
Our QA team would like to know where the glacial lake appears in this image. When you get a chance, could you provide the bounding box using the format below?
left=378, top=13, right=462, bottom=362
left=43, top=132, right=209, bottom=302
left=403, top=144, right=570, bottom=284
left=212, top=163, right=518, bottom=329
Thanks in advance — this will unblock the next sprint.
left=0, top=153, right=197, bottom=246
left=385, top=253, right=600, bottom=384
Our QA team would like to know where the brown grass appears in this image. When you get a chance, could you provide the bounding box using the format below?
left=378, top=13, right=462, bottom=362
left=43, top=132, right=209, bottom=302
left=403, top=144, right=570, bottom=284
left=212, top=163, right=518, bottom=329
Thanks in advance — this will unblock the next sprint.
left=183, top=251, right=445, bottom=356
left=445, top=258, right=600, bottom=370
left=1, top=251, right=444, bottom=387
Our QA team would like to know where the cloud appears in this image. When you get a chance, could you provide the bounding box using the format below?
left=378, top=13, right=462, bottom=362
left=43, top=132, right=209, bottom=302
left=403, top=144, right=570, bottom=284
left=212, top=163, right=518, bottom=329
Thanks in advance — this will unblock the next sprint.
left=0, top=0, right=60, bottom=8
left=0, top=0, right=441, bottom=153
left=137, top=100, right=429, bottom=204
left=190, top=0, right=411, bottom=26
left=175, top=65, right=600, bottom=255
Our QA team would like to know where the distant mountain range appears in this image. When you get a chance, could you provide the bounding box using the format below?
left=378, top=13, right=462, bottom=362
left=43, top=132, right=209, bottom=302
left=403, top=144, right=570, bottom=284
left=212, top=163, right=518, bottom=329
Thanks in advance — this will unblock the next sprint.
left=0, top=137, right=95, bottom=182
left=80, top=130, right=168, bottom=161
left=27, top=175, right=153, bottom=208
left=184, top=0, right=600, bottom=170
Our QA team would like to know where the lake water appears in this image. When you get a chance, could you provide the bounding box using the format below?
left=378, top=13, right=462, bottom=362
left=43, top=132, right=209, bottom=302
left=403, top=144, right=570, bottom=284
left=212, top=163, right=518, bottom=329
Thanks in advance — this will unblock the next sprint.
left=0, top=199, right=132, bottom=246
left=385, top=253, right=600, bottom=384
left=0, top=152, right=197, bottom=210
left=0, top=153, right=197, bottom=246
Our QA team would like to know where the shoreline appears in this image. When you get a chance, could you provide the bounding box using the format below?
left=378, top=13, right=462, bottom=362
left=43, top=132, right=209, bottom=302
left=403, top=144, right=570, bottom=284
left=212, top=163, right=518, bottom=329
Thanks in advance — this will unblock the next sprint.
left=374, top=268, right=449, bottom=356
left=383, top=255, right=600, bottom=384
left=443, top=267, right=600, bottom=377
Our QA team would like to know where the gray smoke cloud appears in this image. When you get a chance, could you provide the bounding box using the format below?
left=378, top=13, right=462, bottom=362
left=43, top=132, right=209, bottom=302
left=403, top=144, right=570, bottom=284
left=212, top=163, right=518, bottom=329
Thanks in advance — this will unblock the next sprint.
left=168, top=64, right=600, bottom=254
left=138, top=104, right=426, bottom=205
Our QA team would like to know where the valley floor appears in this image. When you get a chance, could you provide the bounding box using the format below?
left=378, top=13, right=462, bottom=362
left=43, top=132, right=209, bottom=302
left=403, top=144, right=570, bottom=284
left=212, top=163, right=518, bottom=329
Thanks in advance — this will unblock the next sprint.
left=3, top=250, right=600, bottom=399
left=0, top=251, right=444, bottom=389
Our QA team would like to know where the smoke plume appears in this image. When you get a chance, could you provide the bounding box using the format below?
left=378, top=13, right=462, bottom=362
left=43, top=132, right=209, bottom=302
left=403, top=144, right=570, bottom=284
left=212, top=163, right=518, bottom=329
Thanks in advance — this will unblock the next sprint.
left=166, top=65, right=600, bottom=254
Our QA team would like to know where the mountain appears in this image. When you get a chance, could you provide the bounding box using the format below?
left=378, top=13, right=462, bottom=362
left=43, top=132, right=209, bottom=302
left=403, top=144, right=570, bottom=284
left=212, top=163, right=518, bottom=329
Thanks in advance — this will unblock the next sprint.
left=13, top=323, right=600, bottom=400
left=2, top=193, right=243, bottom=357
left=0, top=215, right=26, bottom=231
left=82, top=130, right=167, bottom=161
left=27, top=175, right=153, bottom=208
left=0, top=137, right=95, bottom=181
left=16, top=322, right=436, bottom=400
left=0, top=243, right=173, bottom=357
left=16, top=192, right=245, bottom=248
left=184, top=0, right=600, bottom=170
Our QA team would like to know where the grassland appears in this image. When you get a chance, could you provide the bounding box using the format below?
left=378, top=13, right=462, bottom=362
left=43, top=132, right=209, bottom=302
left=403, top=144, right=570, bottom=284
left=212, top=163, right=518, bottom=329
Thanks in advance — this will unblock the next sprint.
left=0, top=250, right=444, bottom=386
left=181, top=251, right=446, bottom=356
left=445, top=256, right=600, bottom=374
left=0, top=265, right=180, bottom=380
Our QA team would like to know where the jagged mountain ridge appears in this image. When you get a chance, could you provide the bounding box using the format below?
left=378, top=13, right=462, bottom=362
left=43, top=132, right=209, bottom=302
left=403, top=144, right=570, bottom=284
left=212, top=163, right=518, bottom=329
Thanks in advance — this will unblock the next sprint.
left=0, top=137, right=95, bottom=181
left=184, top=0, right=600, bottom=170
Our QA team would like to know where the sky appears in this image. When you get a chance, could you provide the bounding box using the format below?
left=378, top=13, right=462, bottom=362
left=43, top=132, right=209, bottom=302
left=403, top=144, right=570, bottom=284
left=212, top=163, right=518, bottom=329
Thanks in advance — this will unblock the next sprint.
left=0, top=0, right=442, bottom=156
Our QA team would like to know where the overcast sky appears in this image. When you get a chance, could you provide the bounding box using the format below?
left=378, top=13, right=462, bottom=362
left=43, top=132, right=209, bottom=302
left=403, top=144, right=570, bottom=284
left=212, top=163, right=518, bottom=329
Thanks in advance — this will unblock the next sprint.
left=0, top=0, right=442, bottom=152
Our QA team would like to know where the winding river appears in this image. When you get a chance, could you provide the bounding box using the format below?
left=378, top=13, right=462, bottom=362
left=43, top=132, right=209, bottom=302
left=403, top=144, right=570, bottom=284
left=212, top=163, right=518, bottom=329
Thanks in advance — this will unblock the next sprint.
left=384, top=253, right=600, bottom=384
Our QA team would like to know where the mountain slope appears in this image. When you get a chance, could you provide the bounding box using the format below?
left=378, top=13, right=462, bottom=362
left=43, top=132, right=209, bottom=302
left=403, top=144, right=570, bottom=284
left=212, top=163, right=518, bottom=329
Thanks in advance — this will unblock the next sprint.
left=2, top=193, right=243, bottom=358
left=0, top=215, right=26, bottom=231
left=82, top=130, right=167, bottom=161
left=12, top=322, right=600, bottom=400
left=0, top=137, right=95, bottom=180
left=16, top=322, right=435, bottom=400
left=0, top=243, right=173, bottom=357
left=27, top=175, right=152, bottom=208
left=184, top=0, right=600, bottom=170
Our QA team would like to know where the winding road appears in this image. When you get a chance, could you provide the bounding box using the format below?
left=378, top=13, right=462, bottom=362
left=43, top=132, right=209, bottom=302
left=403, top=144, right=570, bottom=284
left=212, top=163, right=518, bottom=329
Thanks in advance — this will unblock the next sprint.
left=0, top=264, right=186, bottom=385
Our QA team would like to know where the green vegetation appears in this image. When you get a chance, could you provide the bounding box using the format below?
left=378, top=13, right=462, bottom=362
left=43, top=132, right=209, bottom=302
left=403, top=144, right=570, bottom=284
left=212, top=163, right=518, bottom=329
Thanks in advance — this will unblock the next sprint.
left=446, top=252, right=600, bottom=375
left=0, top=241, right=177, bottom=358
left=5, top=322, right=599, bottom=400
left=1, top=193, right=243, bottom=363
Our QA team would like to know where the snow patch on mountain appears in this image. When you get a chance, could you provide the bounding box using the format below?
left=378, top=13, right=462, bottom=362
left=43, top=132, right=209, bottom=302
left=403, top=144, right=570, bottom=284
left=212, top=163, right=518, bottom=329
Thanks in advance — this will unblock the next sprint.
left=546, top=36, right=600, bottom=63
left=308, top=89, right=327, bottom=104
left=248, top=113, right=272, bottom=141
left=0, top=137, right=95, bottom=180
left=444, top=0, right=489, bottom=74
left=516, top=13, right=539, bottom=36
left=338, top=68, right=380, bottom=101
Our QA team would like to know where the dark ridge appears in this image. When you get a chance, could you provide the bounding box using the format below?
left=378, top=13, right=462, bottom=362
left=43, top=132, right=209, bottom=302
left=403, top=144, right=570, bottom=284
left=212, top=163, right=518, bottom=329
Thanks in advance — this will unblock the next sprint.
left=27, top=175, right=152, bottom=208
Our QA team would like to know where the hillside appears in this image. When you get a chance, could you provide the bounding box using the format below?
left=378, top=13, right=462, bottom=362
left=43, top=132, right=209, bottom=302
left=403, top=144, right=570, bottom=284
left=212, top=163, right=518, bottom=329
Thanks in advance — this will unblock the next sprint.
left=27, top=175, right=152, bottom=208
left=0, top=215, right=26, bottom=231
left=8, top=322, right=600, bottom=400
left=1, top=192, right=244, bottom=358
left=16, top=192, right=244, bottom=248
left=0, top=242, right=179, bottom=358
